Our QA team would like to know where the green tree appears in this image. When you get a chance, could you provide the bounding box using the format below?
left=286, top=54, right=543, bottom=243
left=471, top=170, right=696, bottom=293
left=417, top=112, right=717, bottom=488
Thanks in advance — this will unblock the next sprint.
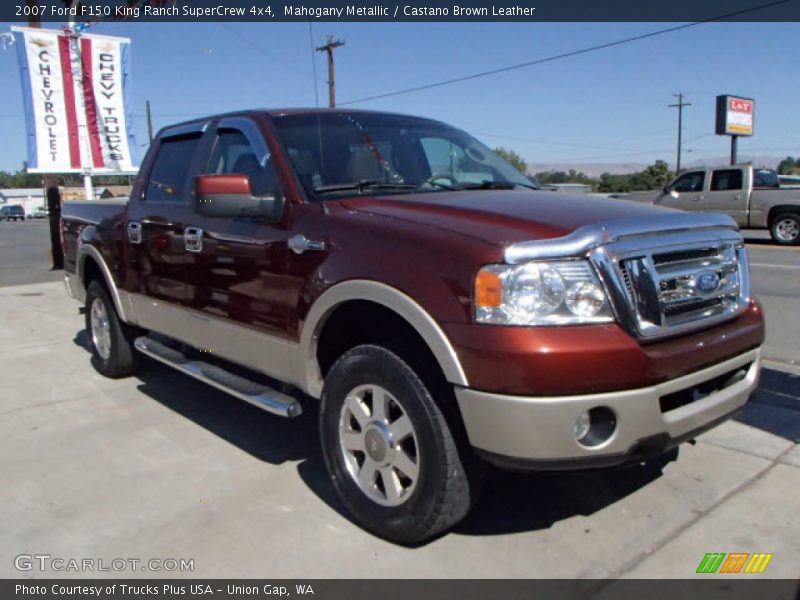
left=494, top=147, right=527, bottom=174
left=638, top=160, right=673, bottom=189
left=777, top=156, right=800, bottom=175
left=536, top=169, right=596, bottom=188
left=596, top=160, right=675, bottom=194
left=0, top=164, right=42, bottom=189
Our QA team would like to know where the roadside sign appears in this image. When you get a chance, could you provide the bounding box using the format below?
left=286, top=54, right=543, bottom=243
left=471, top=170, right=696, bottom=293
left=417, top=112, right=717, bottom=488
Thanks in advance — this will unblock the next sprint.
left=715, top=95, right=755, bottom=137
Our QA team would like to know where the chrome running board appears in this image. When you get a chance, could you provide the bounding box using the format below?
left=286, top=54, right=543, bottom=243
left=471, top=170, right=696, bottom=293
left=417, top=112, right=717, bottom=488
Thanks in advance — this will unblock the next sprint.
left=134, top=336, right=302, bottom=418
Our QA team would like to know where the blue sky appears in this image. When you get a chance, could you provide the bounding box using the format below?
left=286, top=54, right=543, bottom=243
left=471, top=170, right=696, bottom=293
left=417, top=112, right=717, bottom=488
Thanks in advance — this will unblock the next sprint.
left=0, top=21, right=798, bottom=173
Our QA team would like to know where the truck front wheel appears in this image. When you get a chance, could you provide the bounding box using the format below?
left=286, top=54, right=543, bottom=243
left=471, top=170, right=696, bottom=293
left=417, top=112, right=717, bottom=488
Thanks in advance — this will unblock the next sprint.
left=770, top=212, right=800, bottom=245
left=85, top=281, right=139, bottom=378
left=319, top=344, right=477, bottom=544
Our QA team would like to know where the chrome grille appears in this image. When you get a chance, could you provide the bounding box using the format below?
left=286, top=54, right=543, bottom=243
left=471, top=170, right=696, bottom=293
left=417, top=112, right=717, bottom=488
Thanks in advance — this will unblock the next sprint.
left=591, top=233, right=750, bottom=340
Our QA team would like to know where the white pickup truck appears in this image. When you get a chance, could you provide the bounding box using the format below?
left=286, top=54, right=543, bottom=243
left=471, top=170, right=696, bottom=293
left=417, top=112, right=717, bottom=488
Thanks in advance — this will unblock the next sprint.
left=627, top=165, right=800, bottom=245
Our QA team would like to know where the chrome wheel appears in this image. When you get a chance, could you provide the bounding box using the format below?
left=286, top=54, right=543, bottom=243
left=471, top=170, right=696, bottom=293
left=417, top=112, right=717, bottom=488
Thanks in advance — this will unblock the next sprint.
left=90, top=298, right=112, bottom=360
left=775, top=217, right=800, bottom=242
left=338, top=384, right=420, bottom=507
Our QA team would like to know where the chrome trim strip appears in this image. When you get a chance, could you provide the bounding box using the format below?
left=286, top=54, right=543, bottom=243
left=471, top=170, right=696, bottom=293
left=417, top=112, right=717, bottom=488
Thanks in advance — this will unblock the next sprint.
left=299, top=280, right=469, bottom=398
left=504, top=213, right=738, bottom=264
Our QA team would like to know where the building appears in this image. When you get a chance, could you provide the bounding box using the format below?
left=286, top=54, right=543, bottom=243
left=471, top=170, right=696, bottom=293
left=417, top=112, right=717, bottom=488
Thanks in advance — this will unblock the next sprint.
left=0, top=188, right=45, bottom=217
left=1, top=184, right=132, bottom=216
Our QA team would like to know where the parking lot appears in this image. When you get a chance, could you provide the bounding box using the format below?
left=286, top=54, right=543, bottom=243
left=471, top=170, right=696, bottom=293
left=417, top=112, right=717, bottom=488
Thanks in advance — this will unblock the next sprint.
left=0, top=218, right=798, bottom=579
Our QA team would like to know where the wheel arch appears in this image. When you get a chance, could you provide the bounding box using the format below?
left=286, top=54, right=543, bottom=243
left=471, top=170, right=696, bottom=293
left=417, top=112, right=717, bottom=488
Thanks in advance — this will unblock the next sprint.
left=298, top=280, right=468, bottom=399
left=77, top=243, right=136, bottom=324
left=767, top=204, right=800, bottom=223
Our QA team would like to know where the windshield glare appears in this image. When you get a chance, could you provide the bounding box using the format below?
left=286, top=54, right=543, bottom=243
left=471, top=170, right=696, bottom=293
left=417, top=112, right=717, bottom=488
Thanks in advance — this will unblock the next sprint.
left=271, top=112, right=533, bottom=198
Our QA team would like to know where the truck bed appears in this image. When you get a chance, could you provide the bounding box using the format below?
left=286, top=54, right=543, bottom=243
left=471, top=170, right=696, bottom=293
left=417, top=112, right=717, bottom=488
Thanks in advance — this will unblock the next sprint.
left=61, top=199, right=129, bottom=225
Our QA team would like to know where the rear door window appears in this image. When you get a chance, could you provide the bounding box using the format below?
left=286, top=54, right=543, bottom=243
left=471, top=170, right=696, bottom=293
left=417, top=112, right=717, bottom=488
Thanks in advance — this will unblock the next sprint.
left=710, top=169, right=743, bottom=191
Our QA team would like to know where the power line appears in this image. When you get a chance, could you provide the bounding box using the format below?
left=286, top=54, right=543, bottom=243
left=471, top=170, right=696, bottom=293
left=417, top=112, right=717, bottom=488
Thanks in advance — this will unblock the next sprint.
left=339, top=0, right=788, bottom=106
left=218, top=23, right=297, bottom=71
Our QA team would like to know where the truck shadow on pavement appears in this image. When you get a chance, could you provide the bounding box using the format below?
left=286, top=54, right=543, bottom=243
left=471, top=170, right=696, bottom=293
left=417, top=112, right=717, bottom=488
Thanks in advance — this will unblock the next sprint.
left=71, top=331, right=800, bottom=541
left=735, top=367, right=800, bottom=442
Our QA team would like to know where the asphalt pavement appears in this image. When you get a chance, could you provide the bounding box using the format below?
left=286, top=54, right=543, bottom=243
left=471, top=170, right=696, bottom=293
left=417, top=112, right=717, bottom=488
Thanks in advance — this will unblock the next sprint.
left=0, top=219, right=62, bottom=287
left=0, top=218, right=797, bottom=580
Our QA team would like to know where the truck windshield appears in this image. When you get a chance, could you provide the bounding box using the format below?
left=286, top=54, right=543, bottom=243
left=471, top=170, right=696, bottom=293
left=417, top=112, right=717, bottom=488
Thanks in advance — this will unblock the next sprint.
left=271, top=112, right=534, bottom=199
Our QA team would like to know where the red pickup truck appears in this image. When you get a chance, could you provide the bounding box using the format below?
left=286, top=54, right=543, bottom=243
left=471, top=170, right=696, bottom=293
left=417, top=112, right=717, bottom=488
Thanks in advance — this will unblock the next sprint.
left=62, top=109, right=764, bottom=544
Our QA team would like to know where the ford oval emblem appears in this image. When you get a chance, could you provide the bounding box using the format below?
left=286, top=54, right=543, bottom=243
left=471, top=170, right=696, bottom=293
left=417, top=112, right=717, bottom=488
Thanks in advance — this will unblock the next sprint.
left=695, top=270, right=721, bottom=294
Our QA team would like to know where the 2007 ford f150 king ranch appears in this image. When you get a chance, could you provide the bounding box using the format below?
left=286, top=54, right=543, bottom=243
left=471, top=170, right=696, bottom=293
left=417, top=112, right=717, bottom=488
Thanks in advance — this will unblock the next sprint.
left=62, top=109, right=764, bottom=544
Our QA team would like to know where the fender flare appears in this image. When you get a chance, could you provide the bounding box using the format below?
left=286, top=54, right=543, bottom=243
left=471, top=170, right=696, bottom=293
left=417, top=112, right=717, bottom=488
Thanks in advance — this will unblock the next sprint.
left=77, top=241, right=136, bottom=324
left=297, top=280, right=468, bottom=398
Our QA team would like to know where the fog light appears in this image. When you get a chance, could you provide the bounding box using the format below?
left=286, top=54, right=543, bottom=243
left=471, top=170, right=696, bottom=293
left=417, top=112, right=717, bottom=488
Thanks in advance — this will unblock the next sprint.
left=575, top=407, right=617, bottom=448
left=574, top=411, right=591, bottom=441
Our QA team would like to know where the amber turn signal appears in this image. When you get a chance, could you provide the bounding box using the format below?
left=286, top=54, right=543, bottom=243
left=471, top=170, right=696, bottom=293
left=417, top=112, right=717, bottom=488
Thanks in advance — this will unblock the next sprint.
left=475, top=270, right=503, bottom=308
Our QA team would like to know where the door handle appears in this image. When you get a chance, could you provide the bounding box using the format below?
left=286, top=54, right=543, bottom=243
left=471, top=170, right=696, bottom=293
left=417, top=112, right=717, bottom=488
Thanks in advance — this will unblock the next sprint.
left=127, top=221, right=142, bottom=244
left=694, top=195, right=704, bottom=202
left=184, top=227, right=204, bottom=253
left=288, top=234, right=326, bottom=254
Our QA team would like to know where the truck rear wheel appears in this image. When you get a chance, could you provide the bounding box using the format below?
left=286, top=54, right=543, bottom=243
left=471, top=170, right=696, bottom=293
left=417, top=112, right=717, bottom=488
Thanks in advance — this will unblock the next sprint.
left=85, top=281, right=139, bottom=378
left=319, top=344, right=478, bottom=544
left=770, top=212, right=800, bottom=245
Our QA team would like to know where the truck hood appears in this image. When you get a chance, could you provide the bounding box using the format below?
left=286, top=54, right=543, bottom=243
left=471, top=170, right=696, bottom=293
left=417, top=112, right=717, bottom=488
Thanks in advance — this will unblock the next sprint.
left=339, top=190, right=679, bottom=247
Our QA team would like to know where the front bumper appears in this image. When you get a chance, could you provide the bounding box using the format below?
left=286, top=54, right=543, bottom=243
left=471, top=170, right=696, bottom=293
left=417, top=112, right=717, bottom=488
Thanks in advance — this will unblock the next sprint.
left=455, top=347, right=761, bottom=470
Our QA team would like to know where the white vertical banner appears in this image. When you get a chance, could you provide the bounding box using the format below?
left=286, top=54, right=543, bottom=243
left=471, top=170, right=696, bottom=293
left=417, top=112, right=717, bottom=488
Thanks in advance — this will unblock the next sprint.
left=12, top=27, right=77, bottom=172
left=80, top=32, right=140, bottom=173
left=12, top=26, right=140, bottom=174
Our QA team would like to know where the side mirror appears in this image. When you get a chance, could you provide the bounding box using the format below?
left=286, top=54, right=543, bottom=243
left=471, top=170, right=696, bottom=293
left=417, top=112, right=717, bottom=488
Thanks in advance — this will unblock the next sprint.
left=662, top=184, right=670, bottom=194
left=195, top=174, right=284, bottom=220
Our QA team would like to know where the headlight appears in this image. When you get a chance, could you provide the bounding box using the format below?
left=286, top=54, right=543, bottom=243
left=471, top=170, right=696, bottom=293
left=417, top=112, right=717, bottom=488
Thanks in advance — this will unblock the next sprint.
left=475, top=260, right=614, bottom=325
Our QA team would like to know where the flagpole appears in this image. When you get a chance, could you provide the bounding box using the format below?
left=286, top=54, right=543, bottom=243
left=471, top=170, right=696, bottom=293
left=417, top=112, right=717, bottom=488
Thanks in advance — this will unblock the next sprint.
left=67, top=8, right=94, bottom=201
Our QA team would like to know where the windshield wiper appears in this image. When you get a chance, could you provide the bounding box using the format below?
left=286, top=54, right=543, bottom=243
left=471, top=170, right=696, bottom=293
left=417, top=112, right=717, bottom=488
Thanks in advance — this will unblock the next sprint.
left=313, top=180, right=417, bottom=195
left=458, top=181, right=520, bottom=191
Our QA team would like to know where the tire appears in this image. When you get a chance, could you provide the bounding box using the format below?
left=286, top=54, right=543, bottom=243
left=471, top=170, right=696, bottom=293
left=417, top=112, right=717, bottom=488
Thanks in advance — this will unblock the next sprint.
left=770, top=212, right=800, bottom=245
left=85, top=280, right=139, bottom=378
left=319, top=344, right=480, bottom=544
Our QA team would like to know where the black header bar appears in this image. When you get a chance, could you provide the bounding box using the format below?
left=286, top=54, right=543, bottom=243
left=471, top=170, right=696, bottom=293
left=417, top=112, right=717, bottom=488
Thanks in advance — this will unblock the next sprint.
left=4, top=0, right=799, bottom=23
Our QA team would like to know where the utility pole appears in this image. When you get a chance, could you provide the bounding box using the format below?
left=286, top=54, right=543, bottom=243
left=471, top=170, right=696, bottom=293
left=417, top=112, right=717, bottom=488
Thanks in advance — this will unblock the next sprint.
left=315, top=35, right=345, bottom=108
left=26, top=0, right=41, bottom=27
left=669, top=93, right=691, bottom=175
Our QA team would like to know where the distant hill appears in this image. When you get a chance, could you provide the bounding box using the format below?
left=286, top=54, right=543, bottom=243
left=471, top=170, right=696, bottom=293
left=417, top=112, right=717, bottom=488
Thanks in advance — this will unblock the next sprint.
left=683, top=155, right=785, bottom=170
left=527, top=162, right=646, bottom=178
left=527, top=155, right=787, bottom=178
